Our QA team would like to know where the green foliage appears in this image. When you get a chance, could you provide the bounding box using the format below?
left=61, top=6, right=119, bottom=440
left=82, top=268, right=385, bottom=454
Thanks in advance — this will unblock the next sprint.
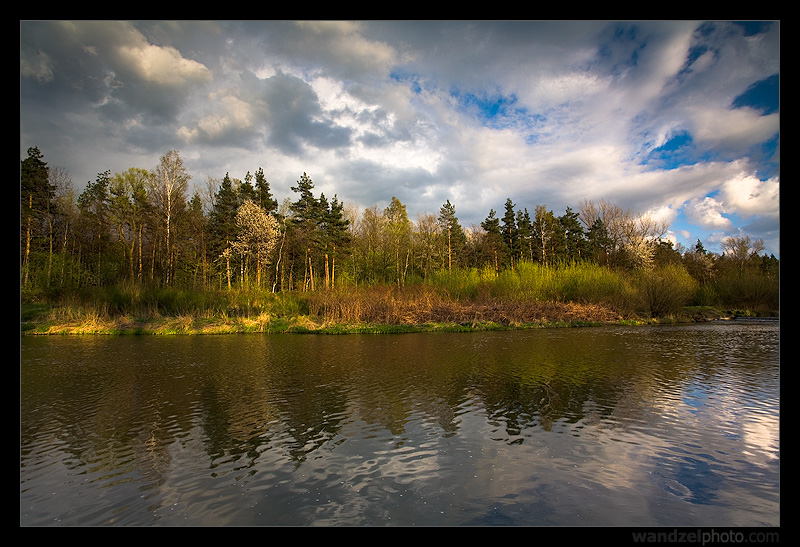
left=254, top=167, right=278, bottom=215
left=549, top=261, right=627, bottom=304
left=20, top=146, right=54, bottom=250
left=438, top=200, right=467, bottom=270
left=711, top=268, right=780, bottom=312
left=586, top=218, right=612, bottom=265
left=484, top=261, right=628, bottom=304
left=429, top=267, right=483, bottom=300
left=629, top=264, right=700, bottom=318
left=208, top=173, right=241, bottom=256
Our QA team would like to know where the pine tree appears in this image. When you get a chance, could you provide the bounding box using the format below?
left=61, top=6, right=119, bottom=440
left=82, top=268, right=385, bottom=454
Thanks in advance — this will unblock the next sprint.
left=516, top=208, right=533, bottom=263
left=77, top=170, right=111, bottom=283
left=238, top=171, right=257, bottom=204
left=693, top=239, right=706, bottom=255
left=21, top=146, right=53, bottom=227
left=438, top=200, right=465, bottom=272
left=208, top=173, right=240, bottom=260
left=559, top=207, right=586, bottom=263
left=481, top=209, right=503, bottom=272
left=21, top=146, right=53, bottom=286
left=501, top=198, right=517, bottom=268
left=587, top=217, right=612, bottom=265
left=290, top=173, right=321, bottom=290
left=254, top=167, right=278, bottom=216
left=185, top=193, right=208, bottom=288
left=325, top=194, right=351, bottom=288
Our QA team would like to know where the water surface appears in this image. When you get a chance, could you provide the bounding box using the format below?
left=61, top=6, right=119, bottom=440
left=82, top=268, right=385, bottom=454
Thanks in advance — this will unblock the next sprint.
left=20, top=322, right=779, bottom=526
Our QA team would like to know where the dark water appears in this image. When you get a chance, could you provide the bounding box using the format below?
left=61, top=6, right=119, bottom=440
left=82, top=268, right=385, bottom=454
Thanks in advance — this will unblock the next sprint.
left=20, top=322, right=779, bottom=526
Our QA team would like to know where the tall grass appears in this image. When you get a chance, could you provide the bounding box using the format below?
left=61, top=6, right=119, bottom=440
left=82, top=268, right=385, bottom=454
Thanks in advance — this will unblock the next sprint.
left=428, top=267, right=485, bottom=301
left=39, top=282, right=311, bottom=324
left=250, top=261, right=678, bottom=324
left=424, top=262, right=628, bottom=305
left=25, top=258, right=777, bottom=333
left=303, top=281, right=621, bottom=326
left=486, top=261, right=627, bottom=305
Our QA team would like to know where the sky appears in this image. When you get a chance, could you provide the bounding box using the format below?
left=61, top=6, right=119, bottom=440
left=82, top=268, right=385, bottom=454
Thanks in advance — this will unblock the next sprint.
left=20, top=20, right=780, bottom=257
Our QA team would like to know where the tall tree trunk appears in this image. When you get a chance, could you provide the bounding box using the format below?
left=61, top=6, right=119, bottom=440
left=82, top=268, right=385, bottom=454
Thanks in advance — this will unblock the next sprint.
left=137, top=224, right=143, bottom=282
left=23, top=194, right=32, bottom=286
left=47, top=211, right=53, bottom=285
left=60, top=218, right=70, bottom=286
left=331, top=245, right=336, bottom=288
left=325, top=249, right=330, bottom=289
left=226, top=251, right=231, bottom=291
left=256, top=247, right=262, bottom=288
left=447, top=227, right=452, bottom=273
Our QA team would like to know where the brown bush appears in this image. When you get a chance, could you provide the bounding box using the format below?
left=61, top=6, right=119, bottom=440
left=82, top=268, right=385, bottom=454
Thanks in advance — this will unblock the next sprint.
left=306, top=285, right=621, bottom=326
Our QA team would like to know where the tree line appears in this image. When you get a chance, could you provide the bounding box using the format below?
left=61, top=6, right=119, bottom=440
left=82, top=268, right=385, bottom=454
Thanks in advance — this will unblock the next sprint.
left=21, top=147, right=779, bottom=310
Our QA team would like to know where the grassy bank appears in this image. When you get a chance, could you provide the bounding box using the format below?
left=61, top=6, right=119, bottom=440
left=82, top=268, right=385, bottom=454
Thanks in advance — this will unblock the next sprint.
left=20, top=288, right=768, bottom=337
left=19, top=299, right=757, bottom=336
left=20, top=262, right=777, bottom=335
left=20, top=289, right=620, bottom=335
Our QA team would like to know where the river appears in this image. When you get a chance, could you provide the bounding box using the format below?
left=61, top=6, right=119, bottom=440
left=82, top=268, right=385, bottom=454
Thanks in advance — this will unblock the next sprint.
left=20, top=321, right=779, bottom=526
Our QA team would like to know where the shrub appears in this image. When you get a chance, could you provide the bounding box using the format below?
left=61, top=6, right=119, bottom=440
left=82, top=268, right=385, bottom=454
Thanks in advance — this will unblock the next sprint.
left=631, top=264, right=699, bottom=318
left=712, top=269, right=779, bottom=312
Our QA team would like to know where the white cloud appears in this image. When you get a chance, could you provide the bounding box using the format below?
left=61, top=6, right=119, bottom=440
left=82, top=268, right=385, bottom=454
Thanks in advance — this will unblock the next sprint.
left=59, top=21, right=212, bottom=88
left=289, top=21, right=399, bottom=80
left=684, top=197, right=733, bottom=230
left=646, top=204, right=679, bottom=228
left=720, top=174, right=779, bottom=218
left=690, top=107, right=779, bottom=152
left=115, top=42, right=210, bottom=87
left=178, top=94, right=256, bottom=143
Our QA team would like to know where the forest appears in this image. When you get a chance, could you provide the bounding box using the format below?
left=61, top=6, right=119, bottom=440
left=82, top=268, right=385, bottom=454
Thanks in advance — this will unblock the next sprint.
left=21, top=147, right=779, bottom=334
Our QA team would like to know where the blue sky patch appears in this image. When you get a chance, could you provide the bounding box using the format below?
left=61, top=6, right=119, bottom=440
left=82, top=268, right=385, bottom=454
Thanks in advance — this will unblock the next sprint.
left=451, top=89, right=547, bottom=132
left=643, top=131, right=704, bottom=170
left=731, top=74, right=779, bottom=115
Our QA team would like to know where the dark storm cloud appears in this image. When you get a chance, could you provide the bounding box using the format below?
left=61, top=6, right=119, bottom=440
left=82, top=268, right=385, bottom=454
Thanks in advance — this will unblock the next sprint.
left=262, top=72, right=353, bottom=154
left=21, top=21, right=212, bottom=126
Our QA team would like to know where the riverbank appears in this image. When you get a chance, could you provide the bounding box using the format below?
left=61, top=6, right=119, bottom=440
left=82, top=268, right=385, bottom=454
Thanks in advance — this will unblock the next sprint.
left=21, top=300, right=767, bottom=336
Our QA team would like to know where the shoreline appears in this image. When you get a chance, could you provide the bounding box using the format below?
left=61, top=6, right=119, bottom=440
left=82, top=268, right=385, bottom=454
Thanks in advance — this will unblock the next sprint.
left=21, top=303, right=773, bottom=336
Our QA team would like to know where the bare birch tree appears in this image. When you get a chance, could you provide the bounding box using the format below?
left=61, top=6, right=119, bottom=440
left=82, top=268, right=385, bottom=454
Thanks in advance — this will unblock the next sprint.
left=152, top=150, right=190, bottom=284
left=49, top=166, right=78, bottom=286
left=579, top=199, right=668, bottom=269
left=721, top=236, right=765, bottom=273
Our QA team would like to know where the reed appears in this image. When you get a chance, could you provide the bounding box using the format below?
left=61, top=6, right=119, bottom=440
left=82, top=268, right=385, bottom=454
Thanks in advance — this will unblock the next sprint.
left=22, top=258, right=777, bottom=335
left=549, top=261, right=628, bottom=304
left=480, top=261, right=628, bottom=306
left=303, top=280, right=621, bottom=327
left=428, top=267, right=485, bottom=301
